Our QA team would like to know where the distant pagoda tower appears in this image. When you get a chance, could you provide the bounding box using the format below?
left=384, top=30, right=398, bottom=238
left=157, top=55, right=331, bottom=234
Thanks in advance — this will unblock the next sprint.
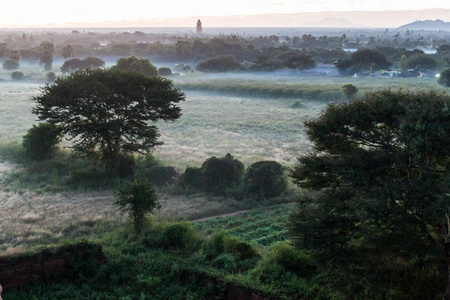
left=196, top=19, right=202, bottom=33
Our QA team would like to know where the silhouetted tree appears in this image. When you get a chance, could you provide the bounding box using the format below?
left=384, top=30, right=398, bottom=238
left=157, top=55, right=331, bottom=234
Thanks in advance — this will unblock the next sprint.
left=32, top=68, right=184, bottom=165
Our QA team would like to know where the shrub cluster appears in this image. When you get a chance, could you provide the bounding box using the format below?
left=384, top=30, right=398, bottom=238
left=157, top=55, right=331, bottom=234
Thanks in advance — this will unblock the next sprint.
left=179, top=154, right=287, bottom=199
left=22, top=122, right=62, bottom=161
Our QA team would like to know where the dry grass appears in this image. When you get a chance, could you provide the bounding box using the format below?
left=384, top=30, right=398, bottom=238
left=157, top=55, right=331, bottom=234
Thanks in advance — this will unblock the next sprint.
left=0, top=161, right=252, bottom=253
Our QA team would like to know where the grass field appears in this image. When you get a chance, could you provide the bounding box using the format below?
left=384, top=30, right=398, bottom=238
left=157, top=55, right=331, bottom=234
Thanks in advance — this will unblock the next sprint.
left=0, top=68, right=447, bottom=256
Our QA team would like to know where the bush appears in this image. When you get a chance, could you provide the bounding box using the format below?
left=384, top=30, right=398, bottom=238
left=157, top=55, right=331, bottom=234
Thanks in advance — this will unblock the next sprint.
left=11, top=71, right=24, bottom=80
left=204, top=230, right=259, bottom=271
left=341, top=84, right=358, bottom=100
left=224, top=236, right=259, bottom=260
left=162, top=222, right=203, bottom=252
left=205, top=230, right=259, bottom=260
left=251, top=244, right=317, bottom=283
left=244, top=161, right=287, bottom=199
left=158, top=67, right=172, bottom=76
left=146, top=165, right=179, bottom=186
left=22, top=122, right=62, bottom=161
left=180, top=153, right=244, bottom=191
left=2, top=59, right=19, bottom=70
left=201, top=154, right=244, bottom=188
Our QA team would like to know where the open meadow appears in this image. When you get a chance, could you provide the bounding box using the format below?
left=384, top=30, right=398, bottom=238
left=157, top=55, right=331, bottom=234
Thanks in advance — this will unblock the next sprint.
left=1, top=64, right=450, bottom=298
left=0, top=67, right=446, bottom=252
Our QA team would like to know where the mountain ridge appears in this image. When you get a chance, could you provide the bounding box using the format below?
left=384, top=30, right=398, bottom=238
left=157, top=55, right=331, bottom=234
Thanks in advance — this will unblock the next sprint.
left=398, top=19, right=450, bottom=30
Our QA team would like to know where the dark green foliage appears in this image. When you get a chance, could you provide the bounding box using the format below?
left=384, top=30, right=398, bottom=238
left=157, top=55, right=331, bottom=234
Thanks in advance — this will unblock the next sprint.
left=438, top=68, right=450, bottom=87
left=146, top=165, right=179, bottom=186
left=223, top=236, right=259, bottom=260
left=32, top=68, right=184, bottom=165
left=60, top=57, right=105, bottom=73
left=196, top=55, right=244, bottom=73
left=335, top=59, right=354, bottom=76
left=289, top=89, right=450, bottom=298
left=350, top=48, right=391, bottom=72
left=180, top=153, right=244, bottom=191
left=113, top=55, right=158, bottom=77
left=22, top=122, right=62, bottom=161
left=113, top=154, right=136, bottom=179
left=204, top=230, right=260, bottom=271
left=11, top=71, right=24, bottom=80
left=201, top=154, right=244, bottom=188
left=336, top=48, right=391, bottom=75
left=341, top=84, right=358, bottom=100
left=115, top=174, right=160, bottom=234
left=194, top=204, right=293, bottom=247
left=251, top=244, right=316, bottom=281
left=407, top=54, right=439, bottom=71
left=244, top=161, right=287, bottom=199
left=158, top=67, right=172, bottom=76
left=162, top=222, right=203, bottom=251
left=2, top=59, right=19, bottom=70
left=282, top=54, right=316, bottom=70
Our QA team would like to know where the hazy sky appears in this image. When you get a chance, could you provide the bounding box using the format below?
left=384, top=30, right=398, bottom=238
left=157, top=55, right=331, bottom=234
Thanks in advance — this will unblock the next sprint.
left=1, top=0, right=450, bottom=27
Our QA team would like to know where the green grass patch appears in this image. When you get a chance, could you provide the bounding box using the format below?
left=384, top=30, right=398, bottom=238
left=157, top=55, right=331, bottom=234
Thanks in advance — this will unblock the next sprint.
left=193, top=203, right=295, bottom=247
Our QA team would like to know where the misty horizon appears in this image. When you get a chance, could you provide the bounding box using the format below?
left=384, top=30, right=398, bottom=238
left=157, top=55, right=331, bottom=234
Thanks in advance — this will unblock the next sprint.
left=1, top=8, right=450, bottom=29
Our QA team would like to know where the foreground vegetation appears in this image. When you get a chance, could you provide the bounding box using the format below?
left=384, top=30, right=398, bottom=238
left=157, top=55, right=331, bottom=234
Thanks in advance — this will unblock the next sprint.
left=3, top=221, right=336, bottom=300
left=2, top=33, right=450, bottom=297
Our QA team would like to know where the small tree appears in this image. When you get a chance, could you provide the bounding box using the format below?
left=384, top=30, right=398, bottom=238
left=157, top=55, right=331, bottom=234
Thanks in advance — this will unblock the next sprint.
left=341, top=84, right=358, bottom=100
left=22, top=122, right=62, bottom=161
left=113, top=56, right=158, bottom=77
left=438, top=68, right=450, bottom=87
left=11, top=71, right=24, bottom=81
left=115, top=174, right=160, bottom=234
left=2, top=59, right=19, bottom=70
left=400, top=54, right=408, bottom=73
left=32, top=68, right=184, bottom=166
left=61, top=45, right=74, bottom=59
left=39, top=41, right=54, bottom=71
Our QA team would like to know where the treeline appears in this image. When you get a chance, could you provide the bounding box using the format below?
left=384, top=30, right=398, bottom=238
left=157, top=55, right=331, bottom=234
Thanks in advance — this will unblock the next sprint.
left=1, top=29, right=450, bottom=73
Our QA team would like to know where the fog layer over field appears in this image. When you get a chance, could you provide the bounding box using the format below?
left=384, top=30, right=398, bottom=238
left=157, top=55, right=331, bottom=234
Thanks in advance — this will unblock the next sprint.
left=0, top=78, right=324, bottom=169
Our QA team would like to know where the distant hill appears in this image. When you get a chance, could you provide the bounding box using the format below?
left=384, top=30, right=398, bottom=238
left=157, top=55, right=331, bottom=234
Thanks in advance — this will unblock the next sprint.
left=303, top=18, right=365, bottom=28
left=398, top=19, right=450, bottom=31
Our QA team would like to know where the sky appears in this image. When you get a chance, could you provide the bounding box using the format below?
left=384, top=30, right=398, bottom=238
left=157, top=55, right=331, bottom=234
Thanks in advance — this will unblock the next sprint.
left=0, top=0, right=450, bottom=27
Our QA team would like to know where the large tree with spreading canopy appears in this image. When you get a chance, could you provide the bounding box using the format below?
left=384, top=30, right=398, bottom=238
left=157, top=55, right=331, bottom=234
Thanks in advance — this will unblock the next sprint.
left=32, top=68, right=184, bottom=165
left=290, top=90, right=450, bottom=299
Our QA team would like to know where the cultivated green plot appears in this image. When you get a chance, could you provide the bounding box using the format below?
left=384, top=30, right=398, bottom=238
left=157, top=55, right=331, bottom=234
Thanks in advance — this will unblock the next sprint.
left=193, top=203, right=295, bottom=247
